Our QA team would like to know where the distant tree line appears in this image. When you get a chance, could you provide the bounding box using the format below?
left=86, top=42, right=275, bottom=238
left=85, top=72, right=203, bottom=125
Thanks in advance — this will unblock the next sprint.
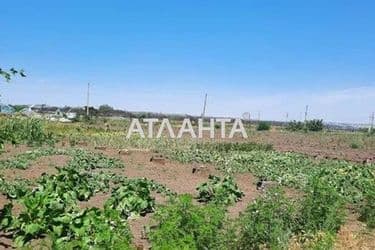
left=286, top=119, right=324, bottom=132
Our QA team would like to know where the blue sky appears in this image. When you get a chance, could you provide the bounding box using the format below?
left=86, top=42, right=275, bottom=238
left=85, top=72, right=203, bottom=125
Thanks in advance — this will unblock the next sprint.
left=1, top=1, right=374, bottom=123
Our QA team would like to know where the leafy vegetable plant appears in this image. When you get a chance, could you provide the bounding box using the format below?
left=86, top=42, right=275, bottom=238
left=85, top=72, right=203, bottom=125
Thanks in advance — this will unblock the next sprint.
left=196, top=175, right=244, bottom=205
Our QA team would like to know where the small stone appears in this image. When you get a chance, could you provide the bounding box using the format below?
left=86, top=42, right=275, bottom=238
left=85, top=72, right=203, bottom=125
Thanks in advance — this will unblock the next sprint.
left=118, top=149, right=130, bottom=155
left=192, top=164, right=207, bottom=174
left=150, top=155, right=166, bottom=164
left=77, top=141, right=88, bottom=146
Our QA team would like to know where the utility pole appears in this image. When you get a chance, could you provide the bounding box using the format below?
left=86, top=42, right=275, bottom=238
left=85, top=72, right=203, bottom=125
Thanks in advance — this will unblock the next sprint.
left=86, top=83, right=90, bottom=117
left=285, top=112, right=289, bottom=123
left=257, top=111, right=260, bottom=121
left=201, top=93, right=207, bottom=118
left=369, top=112, right=374, bottom=133
left=304, top=105, right=309, bottom=122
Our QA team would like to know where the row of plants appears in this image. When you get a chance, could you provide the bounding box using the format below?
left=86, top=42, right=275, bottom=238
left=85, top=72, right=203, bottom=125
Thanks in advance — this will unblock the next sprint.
left=2, top=165, right=371, bottom=249
left=0, top=147, right=124, bottom=170
left=0, top=147, right=177, bottom=248
left=164, top=141, right=273, bottom=164
left=223, top=151, right=375, bottom=204
left=0, top=167, right=126, bottom=247
left=286, top=119, right=324, bottom=132
left=148, top=174, right=349, bottom=250
left=0, top=147, right=67, bottom=169
left=0, top=175, right=31, bottom=199
left=167, top=143, right=375, bottom=205
left=194, top=141, right=273, bottom=153
left=0, top=117, right=55, bottom=149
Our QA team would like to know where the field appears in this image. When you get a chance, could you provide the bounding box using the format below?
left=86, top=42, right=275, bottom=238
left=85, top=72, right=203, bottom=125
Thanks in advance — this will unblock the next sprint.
left=0, top=117, right=374, bottom=249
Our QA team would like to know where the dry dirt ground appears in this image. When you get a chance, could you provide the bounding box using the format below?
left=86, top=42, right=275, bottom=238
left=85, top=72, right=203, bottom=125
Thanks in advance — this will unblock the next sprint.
left=0, top=145, right=374, bottom=249
left=245, top=131, right=375, bottom=164
left=184, top=129, right=374, bottom=163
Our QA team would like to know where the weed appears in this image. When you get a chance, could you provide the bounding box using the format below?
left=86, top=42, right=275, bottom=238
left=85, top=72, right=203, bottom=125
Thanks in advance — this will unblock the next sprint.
left=257, top=121, right=271, bottom=131
left=196, top=175, right=244, bottom=205
left=149, top=195, right=226, bottom=250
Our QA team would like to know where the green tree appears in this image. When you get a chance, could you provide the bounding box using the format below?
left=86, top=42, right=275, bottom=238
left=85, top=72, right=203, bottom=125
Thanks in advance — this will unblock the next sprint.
left=98, top=104, right=114, bottom=114
left=0, top=68, right=26, bottom=82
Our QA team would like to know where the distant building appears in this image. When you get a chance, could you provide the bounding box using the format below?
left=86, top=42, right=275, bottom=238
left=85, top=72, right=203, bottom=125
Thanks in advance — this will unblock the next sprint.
left=31, top=104, right=59, bottom=114
left=0, top=104, right=15, bottom=114
left=66, top=112, right=77, bottom=119
left=20, top=106, right=41, bottom=118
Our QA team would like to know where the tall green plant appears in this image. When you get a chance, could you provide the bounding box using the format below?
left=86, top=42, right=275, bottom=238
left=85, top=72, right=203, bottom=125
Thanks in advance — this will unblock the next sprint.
left=149, top=195, right=226, bottom=250
left=0, top=118, right=54, bottom=148
left=237, top=188, right=296, bottom=249
left=298, top=174, right=346, bottom=233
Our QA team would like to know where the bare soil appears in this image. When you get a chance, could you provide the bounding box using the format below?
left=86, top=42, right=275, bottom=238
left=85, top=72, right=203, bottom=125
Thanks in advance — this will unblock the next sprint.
left=1, top=155, right=69, bottom=181
left=334, top=213, right=375, bottom=250
left=246, top=131, right=375, bottom=163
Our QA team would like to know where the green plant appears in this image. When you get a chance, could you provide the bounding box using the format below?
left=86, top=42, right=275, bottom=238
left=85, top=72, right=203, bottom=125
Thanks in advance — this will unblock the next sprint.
left=0, top=67, right=26, bottom=82
left=298, top=174, right=346, bottom=233
left=0, top=147, right=124, bottom=171
left=50, top=208, right=133, bottom=249
left=0, top=203, right=13, bottom=230
left=0, top=168, right=132, bottom=248
left=0, top=148, right=67, bottom=170
left=149, top=194, right=226, bottom=250
left=196, top=175, right=244, bottom=205
left=292, top=231, right=335, bottom=250
left=286, top=119, right=324, bottom=132
left=305, top=119, right=324, bottom=132
left=237, top=188, right=296, bottom=249
left=37, top=167, right=106, bottom=201
left=350, top=142, right=360, bottom=149
left=0, top=176, right=30, bottom=199
left=286, top=120, right=304, bottom=131
left=0, top=117, right=55, bottom=149
left=195, top=142, right=273, bottom=152
left=359, top=181, right=375, bottom=229
left=68, top=148, right=124, bottom=170
left=105, top=178, right=156, bottom=218
left=6, top=188, right=77, bottom=246
left=256, top=121, right=271, bottom=131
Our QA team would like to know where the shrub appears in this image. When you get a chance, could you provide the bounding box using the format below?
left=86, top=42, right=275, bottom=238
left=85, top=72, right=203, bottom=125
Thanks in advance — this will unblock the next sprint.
left=359, top=181, right=375, bottom=229
left=0, top=117, right=54, bottom=148
left=305, top=119, right=324, bottom=132
left=195, top=142, right=273, bottom=152
left=286, top=119, right=324, bottom=132
left=237, top=188, right=296, bottom=249
left=298, top=174, right=346, bottom=233
left=257, top=121, right=271, bottom=131
left=149, top=195, right=225, bottom=250
left=196, top=175, right=244, bottom=205
left=286, top=120, right=304, bottom=131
